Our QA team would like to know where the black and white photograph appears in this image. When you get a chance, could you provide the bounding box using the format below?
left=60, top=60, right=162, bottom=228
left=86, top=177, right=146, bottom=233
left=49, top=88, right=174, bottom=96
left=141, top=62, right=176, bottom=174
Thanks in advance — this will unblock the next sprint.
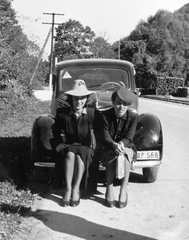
left=1, top=0, right=189, bottom=239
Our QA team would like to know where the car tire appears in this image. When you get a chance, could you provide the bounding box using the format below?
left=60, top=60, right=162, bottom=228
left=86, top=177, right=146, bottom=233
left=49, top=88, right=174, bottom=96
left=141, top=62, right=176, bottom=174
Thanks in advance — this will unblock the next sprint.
left=142, top=165, right=160, bottom=183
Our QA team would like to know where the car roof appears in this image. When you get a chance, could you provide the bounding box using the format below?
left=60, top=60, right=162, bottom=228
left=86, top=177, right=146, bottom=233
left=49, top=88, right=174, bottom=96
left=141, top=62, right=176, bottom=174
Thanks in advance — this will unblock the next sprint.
left=55, top=58, right=135, bottom=73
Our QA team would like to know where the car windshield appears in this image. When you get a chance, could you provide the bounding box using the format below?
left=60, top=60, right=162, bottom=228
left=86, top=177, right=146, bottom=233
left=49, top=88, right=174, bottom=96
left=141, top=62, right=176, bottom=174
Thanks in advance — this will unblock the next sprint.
left=59, top=67, right=131, bottom=92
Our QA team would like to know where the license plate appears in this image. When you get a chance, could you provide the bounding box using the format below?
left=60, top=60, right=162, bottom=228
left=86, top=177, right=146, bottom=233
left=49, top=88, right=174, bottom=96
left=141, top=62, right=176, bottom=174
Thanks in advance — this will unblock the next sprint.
left=137, top=151, right=160, bottom=160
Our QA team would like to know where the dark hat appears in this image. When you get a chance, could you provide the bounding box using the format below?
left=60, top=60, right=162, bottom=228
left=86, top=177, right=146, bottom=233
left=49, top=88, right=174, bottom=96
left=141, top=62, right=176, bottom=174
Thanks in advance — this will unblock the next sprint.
left=116, top=87, right=137, bottom=105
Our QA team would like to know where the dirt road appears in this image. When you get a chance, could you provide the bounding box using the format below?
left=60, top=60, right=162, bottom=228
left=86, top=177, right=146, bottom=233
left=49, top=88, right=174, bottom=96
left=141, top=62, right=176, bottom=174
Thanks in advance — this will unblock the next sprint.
left=21, top=173, right=189, bottom=240
left=20, top=98, right=189, bottom=240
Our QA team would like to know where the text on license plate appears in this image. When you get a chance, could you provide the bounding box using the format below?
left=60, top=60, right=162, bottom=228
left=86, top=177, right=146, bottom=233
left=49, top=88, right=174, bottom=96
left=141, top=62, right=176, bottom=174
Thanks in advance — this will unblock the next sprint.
left=137, top=151, right=160, bottom=160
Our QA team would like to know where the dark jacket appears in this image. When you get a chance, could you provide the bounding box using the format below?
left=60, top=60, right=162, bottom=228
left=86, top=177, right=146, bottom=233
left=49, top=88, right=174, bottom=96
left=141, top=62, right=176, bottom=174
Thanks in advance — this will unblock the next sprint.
left=101, top=107, right=138, bottom=149
left=53, top=106, right=98, bottom=149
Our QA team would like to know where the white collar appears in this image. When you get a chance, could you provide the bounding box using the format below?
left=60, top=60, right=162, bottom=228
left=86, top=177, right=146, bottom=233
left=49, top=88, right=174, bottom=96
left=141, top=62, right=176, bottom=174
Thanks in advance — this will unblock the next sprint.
left=73, top=108, right=87, bottom=118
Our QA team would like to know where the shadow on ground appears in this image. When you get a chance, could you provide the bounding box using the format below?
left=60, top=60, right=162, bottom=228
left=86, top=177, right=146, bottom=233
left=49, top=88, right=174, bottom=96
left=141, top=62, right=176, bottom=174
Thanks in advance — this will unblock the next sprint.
left=0, top=137, right=55, bottom=193
left=32, top=209, right=157, bottom=240
left=0, top=137, right=31, bottom=187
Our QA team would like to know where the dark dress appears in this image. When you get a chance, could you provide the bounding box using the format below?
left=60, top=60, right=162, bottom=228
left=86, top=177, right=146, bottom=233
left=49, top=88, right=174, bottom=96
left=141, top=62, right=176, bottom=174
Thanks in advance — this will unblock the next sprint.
left=53, top=106, right=98, bottom=189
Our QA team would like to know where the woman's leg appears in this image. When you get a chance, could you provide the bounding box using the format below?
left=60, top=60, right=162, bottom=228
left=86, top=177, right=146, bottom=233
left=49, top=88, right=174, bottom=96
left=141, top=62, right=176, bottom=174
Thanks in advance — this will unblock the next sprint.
left=72, top=155, right=85, bottom=201
left=63, top=151, right=75, bottom=201
left=119, top=148, right=133, bottom=202
left=106, top=159, right=116, bottom=201
left=119, top=157, right=130, bottom=202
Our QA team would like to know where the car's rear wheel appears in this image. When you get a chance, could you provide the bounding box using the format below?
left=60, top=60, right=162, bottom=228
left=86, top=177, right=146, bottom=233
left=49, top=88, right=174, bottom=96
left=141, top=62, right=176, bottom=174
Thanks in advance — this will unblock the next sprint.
left=142, top=165, right=160, bottom=183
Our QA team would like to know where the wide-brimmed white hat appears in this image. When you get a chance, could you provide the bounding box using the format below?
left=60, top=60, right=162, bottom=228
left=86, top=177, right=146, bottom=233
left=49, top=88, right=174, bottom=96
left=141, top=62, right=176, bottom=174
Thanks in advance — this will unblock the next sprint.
left=64, top=79, right=93, bottom=96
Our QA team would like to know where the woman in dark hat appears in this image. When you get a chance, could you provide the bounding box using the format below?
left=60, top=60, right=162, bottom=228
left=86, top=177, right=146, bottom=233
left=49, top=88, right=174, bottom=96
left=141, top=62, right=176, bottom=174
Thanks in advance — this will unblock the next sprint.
left=100, top=87, right=138, bottom=208
left=53, top=79, right=98, bottom=207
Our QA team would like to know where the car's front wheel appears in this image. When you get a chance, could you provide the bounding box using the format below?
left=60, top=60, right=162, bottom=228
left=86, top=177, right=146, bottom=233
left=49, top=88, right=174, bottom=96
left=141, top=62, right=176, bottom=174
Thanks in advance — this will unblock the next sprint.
left=142, top=165, right=160, bottom=183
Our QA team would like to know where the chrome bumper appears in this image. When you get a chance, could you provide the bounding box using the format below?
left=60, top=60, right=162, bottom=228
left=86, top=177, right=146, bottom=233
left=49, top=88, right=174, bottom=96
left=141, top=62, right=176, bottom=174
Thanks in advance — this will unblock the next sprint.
left=131, top=160, right=162, bottom=170
left=34, top=160, right=162, bottom=170
left=34, top=162, right=55, bottom=168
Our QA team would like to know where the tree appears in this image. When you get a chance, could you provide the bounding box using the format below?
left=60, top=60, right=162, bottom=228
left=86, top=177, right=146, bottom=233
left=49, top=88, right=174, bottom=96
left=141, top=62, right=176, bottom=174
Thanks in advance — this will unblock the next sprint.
left=0, top=0, right=48, bottom=94
left=91, top=36, right=116, bottom=58
left=54, top=19, right=95, bottom=61
left=116, top=6, right=189, bottom=88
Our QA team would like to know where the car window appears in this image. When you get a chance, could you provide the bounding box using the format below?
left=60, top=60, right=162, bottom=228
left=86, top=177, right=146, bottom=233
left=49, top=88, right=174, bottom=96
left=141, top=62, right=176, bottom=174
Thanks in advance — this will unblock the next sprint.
left=59, top=67, right=130, bottom=92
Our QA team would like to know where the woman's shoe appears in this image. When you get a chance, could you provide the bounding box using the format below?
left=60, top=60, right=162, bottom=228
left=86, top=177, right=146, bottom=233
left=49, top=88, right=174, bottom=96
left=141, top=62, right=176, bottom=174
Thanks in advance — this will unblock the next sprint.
left=105, top=199, right=115, bottom=208
left=118, top=193, right=128, bottom=208
left=105, top=192, right=115, bottom=208
left=70, top=197, right=80, bottom=207
left=61, top=199, right=70, bottom=207
left=62, top=189, right=72, bottom=207
left=70, top=199, right=80, bottom=207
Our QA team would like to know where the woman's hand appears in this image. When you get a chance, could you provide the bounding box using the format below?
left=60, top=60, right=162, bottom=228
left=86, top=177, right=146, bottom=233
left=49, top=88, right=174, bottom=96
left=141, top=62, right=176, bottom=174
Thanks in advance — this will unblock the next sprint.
left=112, top=141, right=124, bottom=155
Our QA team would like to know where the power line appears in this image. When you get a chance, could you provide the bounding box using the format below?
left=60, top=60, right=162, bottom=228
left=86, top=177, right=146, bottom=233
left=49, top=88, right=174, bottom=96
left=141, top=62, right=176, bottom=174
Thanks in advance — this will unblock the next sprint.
left=43, top=13, right=64, bottom=74
left=30, top=27, right=52, bottom=85
left=42, top=13, right=64, bottom=89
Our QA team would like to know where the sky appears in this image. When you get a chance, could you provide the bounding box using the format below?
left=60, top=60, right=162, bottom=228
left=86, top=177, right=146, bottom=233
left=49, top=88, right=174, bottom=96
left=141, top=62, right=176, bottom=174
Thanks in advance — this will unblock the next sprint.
left=12, top=0, right=189, bottom=59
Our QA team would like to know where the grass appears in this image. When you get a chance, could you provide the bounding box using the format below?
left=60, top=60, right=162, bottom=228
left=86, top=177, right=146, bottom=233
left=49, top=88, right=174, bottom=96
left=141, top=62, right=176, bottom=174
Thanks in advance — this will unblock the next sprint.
left=0, top=95, right=51, bottom=240
left=0, top=181, right=36, bottom=240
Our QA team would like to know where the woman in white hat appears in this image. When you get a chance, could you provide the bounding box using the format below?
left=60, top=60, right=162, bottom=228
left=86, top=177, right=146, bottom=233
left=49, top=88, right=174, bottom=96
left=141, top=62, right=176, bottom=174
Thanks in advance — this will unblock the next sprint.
left=100, top=87, right=138, bottom=208
left=53, top=79, right=98, bottom=207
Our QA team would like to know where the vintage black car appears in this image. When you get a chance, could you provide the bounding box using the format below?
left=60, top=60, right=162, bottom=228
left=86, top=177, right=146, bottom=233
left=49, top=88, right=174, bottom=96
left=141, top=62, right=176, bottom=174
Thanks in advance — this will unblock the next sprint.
left=31, top=59, right=163, bottom=185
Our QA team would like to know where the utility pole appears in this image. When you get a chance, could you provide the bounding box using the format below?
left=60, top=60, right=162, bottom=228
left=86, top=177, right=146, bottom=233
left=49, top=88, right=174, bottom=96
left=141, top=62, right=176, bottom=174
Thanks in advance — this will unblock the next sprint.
left=30, top=27, right=52, bottom=85
left=43, top=12, right=64, bottom=90
left=118, top=39, right=120, bottom=59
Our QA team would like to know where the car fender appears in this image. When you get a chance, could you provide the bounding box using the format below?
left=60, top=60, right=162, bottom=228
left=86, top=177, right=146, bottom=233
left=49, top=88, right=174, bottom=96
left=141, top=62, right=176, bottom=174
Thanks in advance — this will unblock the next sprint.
left=133, top=113, right=163, bottom=160
left=31, top=114, right=55, bottom=165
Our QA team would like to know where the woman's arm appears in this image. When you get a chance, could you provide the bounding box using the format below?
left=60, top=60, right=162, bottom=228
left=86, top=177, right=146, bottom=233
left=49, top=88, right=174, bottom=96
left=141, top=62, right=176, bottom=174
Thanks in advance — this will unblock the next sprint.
left=52, top=113, right=65, bottom=147
left=120, top=110, right=138, bottom=147
left=101, top=113, right=115, bottom=149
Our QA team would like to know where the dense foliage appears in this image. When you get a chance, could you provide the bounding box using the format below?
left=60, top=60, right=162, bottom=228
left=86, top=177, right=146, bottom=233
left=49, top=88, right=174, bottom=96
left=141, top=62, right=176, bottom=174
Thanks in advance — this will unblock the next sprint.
left=0, top=0, right=49, bottom=98
left=54, top=19, right=117, bottom=60
left=1, top=1, right=189, bottom=97
left=90, top=36, right=116, bottom=59
left=54, top=19, right=95, bottom=60
left=117, top=4, right=189, bottom=90
left=53, top=4, right=189, bottom=95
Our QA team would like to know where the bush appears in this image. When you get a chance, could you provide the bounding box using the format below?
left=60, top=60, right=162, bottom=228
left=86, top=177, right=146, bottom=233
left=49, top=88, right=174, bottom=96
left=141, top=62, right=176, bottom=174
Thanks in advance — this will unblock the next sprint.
left=138, top=88, right=156, bottom=95
left=0, top=181, right=36, bottom=240
left=176, top=87, right=188, bottom=97
left=136, top=75, right=186, bottom=96
left=156, top=77, right=184, bottom=95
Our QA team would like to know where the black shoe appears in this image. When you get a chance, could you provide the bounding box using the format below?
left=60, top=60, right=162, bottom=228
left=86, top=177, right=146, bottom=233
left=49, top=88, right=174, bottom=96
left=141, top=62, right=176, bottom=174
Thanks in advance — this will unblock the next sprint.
left=70, top=195, right=80, bottom=207
left=118, top=193, right=128, bottom=208
left=61, top=199, right=70, bottom=207
left=105, top=199, right=115, bottom=208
